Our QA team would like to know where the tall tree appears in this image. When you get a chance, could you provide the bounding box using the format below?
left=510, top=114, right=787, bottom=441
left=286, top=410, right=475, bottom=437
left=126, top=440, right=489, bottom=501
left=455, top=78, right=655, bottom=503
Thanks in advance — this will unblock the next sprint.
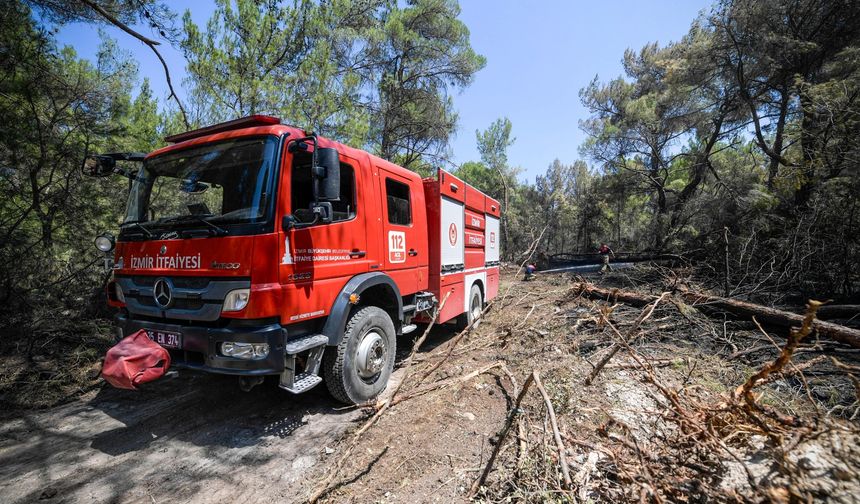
left=181, top=0, right=483, bottom=165
left=0, top=1, right=152, bottom=335
left=475, top=118, right=518, bottom=258
left=181, top=0, right=371, bottom=140
left=371, top=0, right=485, bottom=168
left=710, top=0, right=860, bottom=205
left=535, top=160, right=575, bottom=254
left=580, top=25, right=742, bottom=248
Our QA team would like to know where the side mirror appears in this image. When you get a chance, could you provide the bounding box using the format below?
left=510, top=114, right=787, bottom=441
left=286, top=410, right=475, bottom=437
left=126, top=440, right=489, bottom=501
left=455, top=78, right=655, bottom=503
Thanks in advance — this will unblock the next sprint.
left=315, top=147, right=341, bottom=202
left=82, top=155, right=116, bottom=177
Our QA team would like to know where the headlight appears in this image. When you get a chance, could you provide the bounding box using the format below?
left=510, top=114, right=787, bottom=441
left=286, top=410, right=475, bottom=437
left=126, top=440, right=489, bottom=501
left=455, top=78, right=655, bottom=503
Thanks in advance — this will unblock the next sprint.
left=94, top=233, right=115, bottom=252
left=114, top=282, right=125, bottom=303
left=221, top=342, right=269, bottom=360
left=222, top=288, right=250, bottom=312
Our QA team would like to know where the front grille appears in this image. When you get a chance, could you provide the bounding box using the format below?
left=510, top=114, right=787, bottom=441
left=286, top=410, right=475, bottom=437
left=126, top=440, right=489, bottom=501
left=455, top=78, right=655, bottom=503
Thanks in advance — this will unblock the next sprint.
left=131, top=276, right=215, bottom=289
left=137, top=296, right=205, bottom=311
left=115, top=275, right=250, bottom=322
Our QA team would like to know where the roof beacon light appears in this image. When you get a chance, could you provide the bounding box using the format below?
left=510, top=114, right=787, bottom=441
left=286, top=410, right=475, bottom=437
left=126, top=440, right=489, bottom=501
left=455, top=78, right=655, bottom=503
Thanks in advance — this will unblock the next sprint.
left=164, top=115, right=282, bottom=144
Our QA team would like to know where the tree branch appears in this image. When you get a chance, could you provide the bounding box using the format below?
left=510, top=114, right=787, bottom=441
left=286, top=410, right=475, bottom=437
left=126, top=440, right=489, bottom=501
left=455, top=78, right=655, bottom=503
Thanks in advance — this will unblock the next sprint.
left=79, top=0, right=190, bottom=129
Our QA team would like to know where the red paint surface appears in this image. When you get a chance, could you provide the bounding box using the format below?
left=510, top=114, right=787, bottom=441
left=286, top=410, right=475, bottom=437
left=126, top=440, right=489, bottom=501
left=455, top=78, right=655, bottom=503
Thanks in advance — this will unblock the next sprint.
left=465, top=185, right=486, bottom=213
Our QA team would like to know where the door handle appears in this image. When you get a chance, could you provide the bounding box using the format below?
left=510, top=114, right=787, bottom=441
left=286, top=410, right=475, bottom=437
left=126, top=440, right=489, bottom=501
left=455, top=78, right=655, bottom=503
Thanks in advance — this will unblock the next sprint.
left=408, top=249, right=418, bottom=257
left=349, top=249, right=366, bottom=258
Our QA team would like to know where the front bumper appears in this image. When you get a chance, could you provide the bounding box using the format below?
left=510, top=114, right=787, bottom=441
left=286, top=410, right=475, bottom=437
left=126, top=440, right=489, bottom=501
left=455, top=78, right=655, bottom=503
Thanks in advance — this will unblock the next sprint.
left=115, top=313, right=286, bottom=375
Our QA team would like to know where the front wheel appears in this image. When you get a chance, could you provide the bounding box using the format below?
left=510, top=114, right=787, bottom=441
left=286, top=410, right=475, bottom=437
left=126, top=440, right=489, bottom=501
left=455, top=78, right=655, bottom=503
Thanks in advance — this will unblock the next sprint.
left=324, top=306, right=396, bottom=404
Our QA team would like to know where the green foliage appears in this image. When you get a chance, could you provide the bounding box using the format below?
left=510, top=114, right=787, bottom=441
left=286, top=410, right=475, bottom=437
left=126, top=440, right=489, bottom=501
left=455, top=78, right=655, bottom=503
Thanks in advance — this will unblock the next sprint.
left=26, top=0, right=177, bottom=38
left=573, top=0, right=860, bottom=296
left=453, top=0, right=858, bottom=300
left=180, top=0, right=370, bottom=142
left=456, top=161, right=499, bottom=197
left=0, top=1, right=171, bottom=343
left=373, top=0, right=486, bottom=168
left=180, top=0, right=484, bottom=168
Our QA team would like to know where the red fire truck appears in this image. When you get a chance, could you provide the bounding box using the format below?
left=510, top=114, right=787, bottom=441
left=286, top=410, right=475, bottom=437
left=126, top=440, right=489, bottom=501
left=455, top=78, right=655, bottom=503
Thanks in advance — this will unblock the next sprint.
left=86, top=115, right=501, bottom=404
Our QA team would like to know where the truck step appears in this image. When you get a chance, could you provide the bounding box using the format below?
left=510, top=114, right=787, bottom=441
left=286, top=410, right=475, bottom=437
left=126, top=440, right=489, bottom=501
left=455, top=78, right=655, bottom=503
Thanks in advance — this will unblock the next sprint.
left=285, top=334, right=329, bottom=354
left=401, top=324, right=417, bottom=334
left=279, top=373, right=323, bottom=394
left=402, top=304, right=416, bottom=314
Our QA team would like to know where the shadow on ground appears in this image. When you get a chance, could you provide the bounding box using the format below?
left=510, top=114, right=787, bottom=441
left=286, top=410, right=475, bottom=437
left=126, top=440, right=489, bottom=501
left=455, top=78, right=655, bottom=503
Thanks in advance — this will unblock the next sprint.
left=0, top=321, right=463, bottom=503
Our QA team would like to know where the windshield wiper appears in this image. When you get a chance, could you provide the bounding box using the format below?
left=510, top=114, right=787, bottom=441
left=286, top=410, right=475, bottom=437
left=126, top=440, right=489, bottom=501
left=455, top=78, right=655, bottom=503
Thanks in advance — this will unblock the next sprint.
left=120, top=220, right=154, bottom=238
left=158, top=214, right=228, bottom=236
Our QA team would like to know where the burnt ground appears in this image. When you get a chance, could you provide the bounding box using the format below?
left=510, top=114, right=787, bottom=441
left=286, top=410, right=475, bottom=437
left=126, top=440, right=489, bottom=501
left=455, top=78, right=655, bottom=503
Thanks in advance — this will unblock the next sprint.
left=1, top=267, right=860, bottom=503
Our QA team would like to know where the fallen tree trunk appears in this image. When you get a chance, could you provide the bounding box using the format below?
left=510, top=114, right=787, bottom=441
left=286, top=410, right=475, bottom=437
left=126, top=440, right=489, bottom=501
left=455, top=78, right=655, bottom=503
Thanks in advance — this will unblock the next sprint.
left=570, top=283, right=860, bottom=349
left=815, top=304, right=860, bottom=320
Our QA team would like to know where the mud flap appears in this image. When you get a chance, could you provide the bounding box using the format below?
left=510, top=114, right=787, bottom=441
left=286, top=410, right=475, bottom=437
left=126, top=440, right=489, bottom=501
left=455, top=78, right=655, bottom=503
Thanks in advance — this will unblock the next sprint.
left=101, top=329, right=171, bottom=390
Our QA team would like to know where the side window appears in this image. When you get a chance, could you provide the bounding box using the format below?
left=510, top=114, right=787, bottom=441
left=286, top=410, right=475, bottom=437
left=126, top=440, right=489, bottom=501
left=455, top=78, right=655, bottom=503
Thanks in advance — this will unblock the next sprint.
left=385, top=178, right=411, bottom=226
left=291, top=152, right=356, bottom=224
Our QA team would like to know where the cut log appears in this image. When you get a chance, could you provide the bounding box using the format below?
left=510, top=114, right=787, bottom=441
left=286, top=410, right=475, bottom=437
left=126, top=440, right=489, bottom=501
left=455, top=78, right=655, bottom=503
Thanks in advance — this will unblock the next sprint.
left=570, top=283, right=860, bottom=349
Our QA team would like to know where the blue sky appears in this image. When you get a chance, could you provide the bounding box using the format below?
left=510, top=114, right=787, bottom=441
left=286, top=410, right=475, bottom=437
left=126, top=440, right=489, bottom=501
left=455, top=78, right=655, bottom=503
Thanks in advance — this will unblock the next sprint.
left=56, top=1, right=711, bottom=182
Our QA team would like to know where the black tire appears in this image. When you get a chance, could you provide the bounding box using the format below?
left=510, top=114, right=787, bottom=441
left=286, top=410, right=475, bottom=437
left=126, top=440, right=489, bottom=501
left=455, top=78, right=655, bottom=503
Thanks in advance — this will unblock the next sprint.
left=323, top=306, right=396, bottom=404
left=456, top=284, right=483, bottom=331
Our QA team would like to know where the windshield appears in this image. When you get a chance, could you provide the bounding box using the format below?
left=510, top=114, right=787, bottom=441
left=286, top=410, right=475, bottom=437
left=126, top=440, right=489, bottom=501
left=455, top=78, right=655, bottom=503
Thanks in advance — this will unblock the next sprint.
left=123, top=137, right=278, bottom=236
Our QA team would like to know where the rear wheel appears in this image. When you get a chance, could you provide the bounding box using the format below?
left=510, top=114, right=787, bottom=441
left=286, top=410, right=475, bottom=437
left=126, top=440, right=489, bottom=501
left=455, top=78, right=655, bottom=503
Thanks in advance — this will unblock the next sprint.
left=324, top=306, right=396, bottom=404
left=456, top=284, right=483, bottom=331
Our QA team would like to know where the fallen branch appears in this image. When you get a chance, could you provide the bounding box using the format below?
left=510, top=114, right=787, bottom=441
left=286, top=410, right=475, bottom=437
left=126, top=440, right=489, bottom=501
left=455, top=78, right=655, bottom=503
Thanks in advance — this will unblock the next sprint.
left=391, top=361, right=502, bottom=406
left=585, top=293, right=669, bottom=385
left=605, top=359, right=675, bottom=370
left=831, top=357, right=860, bottom=403
left=384, top=292, right=450, bottom=404
left=534, top=372, right=573, bottom=490
left=419, top=227, right=549, bottom=384
left=469, top=370, right=535, bottom=497
left=417, top=302, right=492, bottom=384
left=596, top=313, right=760, bottom=488
left=815, top=304, right=860, bottom=320
left=307, top=292, right=450, bottom=503
left=735, top=303, right=819, bottom=394
left=306, top=361, right=501, bottom=503
left=734, top=301, right=823, bottom=427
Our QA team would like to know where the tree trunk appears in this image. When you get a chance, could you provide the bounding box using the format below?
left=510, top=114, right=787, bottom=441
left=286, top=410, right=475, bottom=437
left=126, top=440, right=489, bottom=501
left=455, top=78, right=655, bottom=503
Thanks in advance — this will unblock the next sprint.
left=570, top=282, right=860, bottom=349
left=767, top=90, right=789, bottom=189
left=794, top=93, right=817, bottom=208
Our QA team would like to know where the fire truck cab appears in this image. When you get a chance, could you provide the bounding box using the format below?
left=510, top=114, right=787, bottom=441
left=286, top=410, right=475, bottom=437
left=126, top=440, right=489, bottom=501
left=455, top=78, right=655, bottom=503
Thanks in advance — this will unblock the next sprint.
left=87, top=115, right=501, bottom=404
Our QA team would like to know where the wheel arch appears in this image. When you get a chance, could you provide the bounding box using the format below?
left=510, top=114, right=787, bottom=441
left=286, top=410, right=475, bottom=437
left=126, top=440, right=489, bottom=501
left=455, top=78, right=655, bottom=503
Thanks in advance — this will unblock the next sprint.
left=463, top=271, right=488, bottom=315
left=470, top=278, right=485, bottom=302
left=322, top=272, right=403, bottom=346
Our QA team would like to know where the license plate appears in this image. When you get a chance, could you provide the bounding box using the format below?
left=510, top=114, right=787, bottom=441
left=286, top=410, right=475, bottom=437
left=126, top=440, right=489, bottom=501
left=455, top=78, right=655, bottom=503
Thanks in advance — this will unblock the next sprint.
left=146, top=329, right=182, bottom=349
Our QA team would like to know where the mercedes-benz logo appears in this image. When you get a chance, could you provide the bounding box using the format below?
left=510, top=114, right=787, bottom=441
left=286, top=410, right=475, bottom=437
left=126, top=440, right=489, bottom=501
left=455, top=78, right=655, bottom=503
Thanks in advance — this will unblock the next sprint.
left=153, top=277, right=173, bottom=308
left=160, top=245, right=167, bottom=254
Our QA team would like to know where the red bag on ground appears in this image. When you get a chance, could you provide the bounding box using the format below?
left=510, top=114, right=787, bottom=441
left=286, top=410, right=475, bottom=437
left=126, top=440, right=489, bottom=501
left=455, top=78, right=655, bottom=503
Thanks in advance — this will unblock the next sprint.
left=101, top=329, right=171, bottom=390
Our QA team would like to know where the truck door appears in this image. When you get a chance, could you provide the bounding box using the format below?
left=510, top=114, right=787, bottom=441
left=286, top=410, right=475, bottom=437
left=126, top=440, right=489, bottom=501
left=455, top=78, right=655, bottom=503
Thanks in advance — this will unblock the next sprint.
left=279, top=151, right=369, bottom=287
left=378, top=167, right=422, bottom=294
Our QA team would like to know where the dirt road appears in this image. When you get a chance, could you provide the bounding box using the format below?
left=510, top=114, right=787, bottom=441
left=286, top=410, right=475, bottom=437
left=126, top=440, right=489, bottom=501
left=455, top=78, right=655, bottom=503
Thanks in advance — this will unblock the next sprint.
left=0, top=353, right=414, bottom=503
